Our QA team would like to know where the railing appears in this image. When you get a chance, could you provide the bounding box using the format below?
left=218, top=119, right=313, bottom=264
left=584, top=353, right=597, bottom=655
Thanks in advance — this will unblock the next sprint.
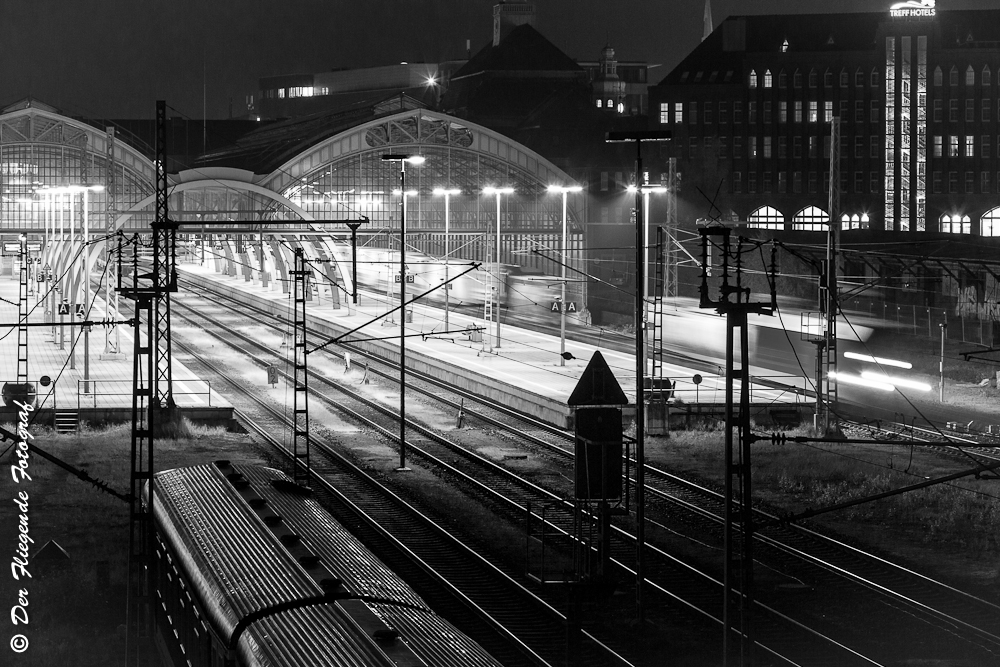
left=1, top=379, right=55, bottom=412
left=843, top=299, right=1000, bottom=347
left=77, top=379, right=213, bottom=410
left=667, top=373, right=810, bottom=406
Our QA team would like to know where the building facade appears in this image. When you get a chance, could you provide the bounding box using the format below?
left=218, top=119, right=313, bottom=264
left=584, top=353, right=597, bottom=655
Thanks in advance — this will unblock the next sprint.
left=650, top=5, right=1000, bottom=236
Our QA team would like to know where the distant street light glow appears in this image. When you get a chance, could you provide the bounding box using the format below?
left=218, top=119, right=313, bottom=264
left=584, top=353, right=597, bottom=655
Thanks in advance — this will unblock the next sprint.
left=843, top=351, right=912, bottom=369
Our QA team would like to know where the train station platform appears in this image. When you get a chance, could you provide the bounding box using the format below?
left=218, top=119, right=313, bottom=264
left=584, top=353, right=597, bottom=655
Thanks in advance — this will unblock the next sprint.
left=0, top=271, right=234, bottom=432
left=177, top=261, right=813, bottom=430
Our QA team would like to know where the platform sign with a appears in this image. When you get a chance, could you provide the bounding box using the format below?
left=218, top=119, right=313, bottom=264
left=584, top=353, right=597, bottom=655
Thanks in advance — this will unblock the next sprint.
left=57, top=303, right=70, bottom=316
left=75, top=304, right=86, bottom=318
left=550, top=301, right=577, bottom=313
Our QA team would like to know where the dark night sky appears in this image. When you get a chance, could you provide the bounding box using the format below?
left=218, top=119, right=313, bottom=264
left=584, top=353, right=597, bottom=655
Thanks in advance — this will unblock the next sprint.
left=0, top=0, right=994, bottom=120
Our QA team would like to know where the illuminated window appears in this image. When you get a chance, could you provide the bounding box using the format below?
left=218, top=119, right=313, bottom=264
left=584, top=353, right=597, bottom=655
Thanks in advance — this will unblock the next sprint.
left=657, top=101, right=667, bottom=122
left=966, top=66, right=975, bottom=86
left=966, top=135, right=975, bottom=157
left=792, top=205, right=829, bottom=231
left=824, top=101, right=833, bottom=122
left=278, top=88, right=286, bottom=98
left=607, top=99, right=613, bottom=107
left=933, top=135, right=942, bottom=157
left=808, top=101, right=818, bottom=122
left=674, top=102, right=683, bottom=123
left=617, top=102, right=624, bottom=113
left=949, top=135, right=959, bottom=157
left=794, top=101, right=802, bottom=123
left=597, top=99, right=603, bottom=109
left=764, top=70, right=773, bottom=88
left=747, top=206, right=784, bottom=229
left=982, top=208, right=1000, bottom=236
left=749, top=136, right=757, bottom=158
left=749, top=70, right=758, bottom=88
left=781, top=39, right=789, bottom=53
left=940, top=214, right=971, bottom=234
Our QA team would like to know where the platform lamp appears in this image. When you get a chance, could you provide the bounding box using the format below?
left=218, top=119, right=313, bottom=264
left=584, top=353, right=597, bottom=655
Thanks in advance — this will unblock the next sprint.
left=546, top=184, right=582, bottom=367
left=432, top=188, right=461, bottom=331
left=483, top=186, right=514, bottom=348
left=627, top=181, right=667, bottom=375
left=381, top=153, right=425, bottom=472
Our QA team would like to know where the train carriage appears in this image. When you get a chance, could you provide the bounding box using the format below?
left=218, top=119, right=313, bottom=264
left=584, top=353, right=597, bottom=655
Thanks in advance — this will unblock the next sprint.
left=148, top=461, right=504, bottom=667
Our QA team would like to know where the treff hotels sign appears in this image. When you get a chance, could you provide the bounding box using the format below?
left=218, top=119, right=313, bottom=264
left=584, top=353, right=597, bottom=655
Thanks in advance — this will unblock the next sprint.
left=890, top=0, right=936, bottom=17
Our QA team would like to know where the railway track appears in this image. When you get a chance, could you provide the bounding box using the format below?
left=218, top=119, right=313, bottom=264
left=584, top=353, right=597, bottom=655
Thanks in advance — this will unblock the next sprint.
left=174, top=278, right=1000, bottom=664
left=164, top=282, right=900, bottom=664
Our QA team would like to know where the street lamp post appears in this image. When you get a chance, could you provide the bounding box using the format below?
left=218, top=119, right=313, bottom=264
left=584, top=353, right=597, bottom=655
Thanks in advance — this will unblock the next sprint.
left=628, top=182, right=666, bottom=374
left=547, top=185, right=582, bottom=366
left=433, top=188, right=461, bottom=331
left=484, top=187, right=514, bottom=349
left=381, top=154, right=425, bottom=471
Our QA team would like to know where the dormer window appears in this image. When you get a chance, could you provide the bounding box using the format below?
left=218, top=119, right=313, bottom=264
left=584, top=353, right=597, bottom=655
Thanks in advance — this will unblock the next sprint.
left=781, top=39, right=789, bottom=53
left=749, top=69, right=758, bottom=88
left=763, top=70, right=772, bottom=88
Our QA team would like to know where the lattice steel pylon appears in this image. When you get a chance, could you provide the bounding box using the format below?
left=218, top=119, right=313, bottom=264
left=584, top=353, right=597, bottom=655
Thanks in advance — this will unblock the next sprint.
left=664, top=157, right=679, bottom=300
left=17, top=235, right=28, bottom=385
left=651, top=226, right=666, bottom=389
left=105, top=126, right=121, bottom=355
left=699, top=225, right=777, bottom=667
left=292, top=247, right=311, bottom=485
left=820, top=117, right=841, bottom=432
left=124, top=100, right=175, bottom=667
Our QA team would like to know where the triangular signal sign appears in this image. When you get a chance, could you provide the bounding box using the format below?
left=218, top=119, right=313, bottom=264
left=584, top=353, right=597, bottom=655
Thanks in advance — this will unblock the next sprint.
left=568, top=351, right=629, bottom=407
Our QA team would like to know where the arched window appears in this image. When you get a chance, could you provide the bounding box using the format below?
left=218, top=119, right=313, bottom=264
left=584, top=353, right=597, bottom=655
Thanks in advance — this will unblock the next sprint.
left=617, top=102, right=624, bottom=113
left=596, top=99, right=602, bottom=108
left=941, top=214, right=971, bottom=234
left=966, top=65, right=975, bottom=86
left=793, top=69, right=802, bottom=88
left=808, top=68, right=818, bottom=87
left=781, top=39, right=789, bottom=53
left=933, top=66, right=943, bottom=86
left=983, top=65, right=992, bottom=87
left=764, top=69, right=773, bottom=88
left=792, top=206, right=829, bottom=231
left=870, top=68, right=879, bottom=87
left=747, top=206, right=784, bottom=230
left=749, top=69, right=758, bottom=88
left=824, top=69, right=833, bottom=87
left=982, top=208, right=1000, bottom=236
left=778, top=69, right=788, bottom=88
left=855, top=68, right=864, bottom=86
left=840, top=68, right=849, bottom=87
left=607, top=98, right=613, bottom=108
left=950, top=66, right=959, bottom=86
